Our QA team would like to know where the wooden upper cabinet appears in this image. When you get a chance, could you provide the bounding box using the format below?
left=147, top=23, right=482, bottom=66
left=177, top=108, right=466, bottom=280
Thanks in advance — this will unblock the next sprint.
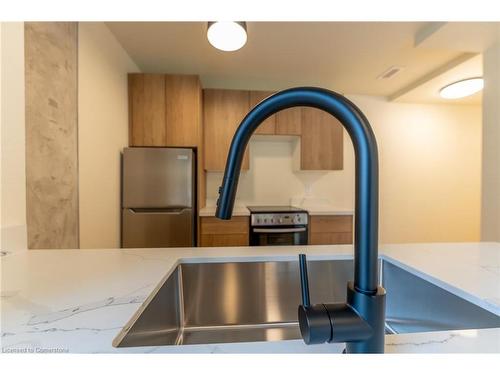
left=300, top=107, right=343, bottom=170
left=165, top=75, right=202, bottom=147
left=249, top=91, right=276, bottom=135
left=128, top=77, right=343, bottom=172
left=128, top=74, right=166, bottom=146
left=203, top=89, right=250, bottom=171
left=128, top=74, right=202, bottom=148
left=276, top=107, right=302, bottom=135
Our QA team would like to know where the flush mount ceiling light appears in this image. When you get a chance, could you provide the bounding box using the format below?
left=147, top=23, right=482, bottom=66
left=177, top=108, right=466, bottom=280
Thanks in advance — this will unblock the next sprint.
left=207, top=21, right=247, bottom=52
left=439, top=77, right=484, bottom=99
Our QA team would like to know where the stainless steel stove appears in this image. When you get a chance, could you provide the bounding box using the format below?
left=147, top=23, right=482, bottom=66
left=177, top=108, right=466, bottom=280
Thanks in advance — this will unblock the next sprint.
left=247, top=206, right=308, bottom=246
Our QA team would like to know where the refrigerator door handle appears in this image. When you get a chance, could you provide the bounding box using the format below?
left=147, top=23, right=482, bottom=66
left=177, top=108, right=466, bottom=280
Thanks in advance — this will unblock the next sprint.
left=127, top=208, right=190, bottom=215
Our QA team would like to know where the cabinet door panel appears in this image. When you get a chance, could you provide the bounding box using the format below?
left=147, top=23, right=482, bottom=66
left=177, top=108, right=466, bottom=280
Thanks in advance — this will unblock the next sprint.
left=310, top=232, right=353, bottom=245
left=165, top=75, right=201, bottom=147
left=310, top=215, right=353, bottom=233
left=276, top=107, right=302, bottom=135
left=250, top=91, right=276, bottom=135
left=129, top=74, right=166, bottom=146
left=200, top=216, right=249, bottom=247
left=200, top=234, right=249, bottom=247
left=301, top=107, right=343, bottom=170
left=201, top=216, right=249, bottom=234
left=309, top=215, right=353, bottom=245
left=203, top=89, right=250, bottom=171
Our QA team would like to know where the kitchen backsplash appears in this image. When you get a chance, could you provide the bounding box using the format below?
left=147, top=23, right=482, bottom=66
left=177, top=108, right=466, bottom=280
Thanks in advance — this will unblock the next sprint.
left=205, top=135, right=355, bottom=209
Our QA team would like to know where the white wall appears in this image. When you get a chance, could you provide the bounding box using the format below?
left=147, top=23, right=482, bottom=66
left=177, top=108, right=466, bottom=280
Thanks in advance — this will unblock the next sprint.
left=361, top=96, right=481, bottom=244
left=0, top=21, right=486, bottom=248
left=206, top=135, right=355, bottom=209
left=207, top=96, right=482, bottom=244
left=0, top=22, right=27, bottom=251
left=481, top=37, right=500, bottom=241
left=1, top=22, right=2, bottom=248
left=78, top=22, right=140, bottom=249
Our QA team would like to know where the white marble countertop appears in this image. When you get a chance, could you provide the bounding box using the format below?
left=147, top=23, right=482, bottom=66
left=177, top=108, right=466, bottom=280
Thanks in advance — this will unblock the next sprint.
left=1, top=242, right=499, bottom=353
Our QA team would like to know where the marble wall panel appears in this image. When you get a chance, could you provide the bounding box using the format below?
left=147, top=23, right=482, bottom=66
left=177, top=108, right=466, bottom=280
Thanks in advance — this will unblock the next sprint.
left=25, top=22, right=79, bottom=249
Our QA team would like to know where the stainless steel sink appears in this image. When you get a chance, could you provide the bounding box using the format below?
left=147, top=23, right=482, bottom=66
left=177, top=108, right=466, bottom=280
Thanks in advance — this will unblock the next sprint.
left=113, top=259, right=500, bottom=348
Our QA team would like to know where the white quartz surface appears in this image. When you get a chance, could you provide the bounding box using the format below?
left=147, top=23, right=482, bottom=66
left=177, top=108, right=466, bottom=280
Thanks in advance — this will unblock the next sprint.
left=290, top=197, right=354, bottom=216
left=199, top=205, right=250, bottom=216
left=199, top=205, right=353, bottom=216
left=300, top=207, right=354, bottom=216
left=1, top=243, right=499, bottom=353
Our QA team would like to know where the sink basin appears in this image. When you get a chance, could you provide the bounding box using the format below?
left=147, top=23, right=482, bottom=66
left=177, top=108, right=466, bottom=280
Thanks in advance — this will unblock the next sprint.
left=113, top=259, right=500, bottom=348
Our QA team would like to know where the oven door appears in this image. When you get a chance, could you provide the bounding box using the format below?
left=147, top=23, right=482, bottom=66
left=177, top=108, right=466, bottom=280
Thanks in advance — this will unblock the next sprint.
left=250, top=226, right=308, bottom=246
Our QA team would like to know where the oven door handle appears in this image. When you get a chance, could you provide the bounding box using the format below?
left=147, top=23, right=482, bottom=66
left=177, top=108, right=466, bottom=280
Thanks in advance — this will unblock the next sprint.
left=252, top=227, right=307, bottom=234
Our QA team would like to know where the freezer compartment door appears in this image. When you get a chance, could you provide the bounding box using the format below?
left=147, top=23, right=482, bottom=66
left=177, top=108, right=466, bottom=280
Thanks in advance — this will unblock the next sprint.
left=122, top=208, right=194, bottom=248
left=122, top=147, right=194, bottom=208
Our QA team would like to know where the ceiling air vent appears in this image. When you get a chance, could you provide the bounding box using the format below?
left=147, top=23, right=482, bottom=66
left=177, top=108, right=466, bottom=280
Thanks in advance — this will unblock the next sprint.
left=377, top=66, right=404, bottom=80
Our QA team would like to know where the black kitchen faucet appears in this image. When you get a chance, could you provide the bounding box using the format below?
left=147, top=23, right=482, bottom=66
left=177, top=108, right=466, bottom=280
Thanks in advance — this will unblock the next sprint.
left=215, top=87, right=386, bottom=353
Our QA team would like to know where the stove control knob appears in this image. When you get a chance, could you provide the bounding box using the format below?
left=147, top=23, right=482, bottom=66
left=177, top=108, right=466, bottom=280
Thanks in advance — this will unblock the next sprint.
left=296, top=216, right=301, bottom=223
left=279, top=218, right=283, bottom=224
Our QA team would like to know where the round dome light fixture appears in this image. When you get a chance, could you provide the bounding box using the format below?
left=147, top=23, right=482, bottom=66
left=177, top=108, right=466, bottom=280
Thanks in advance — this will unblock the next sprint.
left=207, top=21, right=247, bottom=52
left=439, top=77, right=484, bottom=99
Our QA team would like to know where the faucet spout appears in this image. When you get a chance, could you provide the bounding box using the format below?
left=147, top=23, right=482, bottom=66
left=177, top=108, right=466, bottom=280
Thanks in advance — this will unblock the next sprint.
left=215, top=87, right=386, bottom=353
left=216, top=87, right=378, bottom=293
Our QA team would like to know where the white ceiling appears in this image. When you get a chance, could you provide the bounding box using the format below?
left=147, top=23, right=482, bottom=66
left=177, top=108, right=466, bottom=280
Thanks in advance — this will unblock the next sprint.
left=415, top=22, right=500, bottom=52
left=106, top=22, right=498, bottom=103
left=394, top=54, right=483, bottom=104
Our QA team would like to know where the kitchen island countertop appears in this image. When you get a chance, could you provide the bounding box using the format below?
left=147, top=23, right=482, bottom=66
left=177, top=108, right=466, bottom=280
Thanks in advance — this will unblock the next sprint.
left=1, top=242, right=499, bottom=353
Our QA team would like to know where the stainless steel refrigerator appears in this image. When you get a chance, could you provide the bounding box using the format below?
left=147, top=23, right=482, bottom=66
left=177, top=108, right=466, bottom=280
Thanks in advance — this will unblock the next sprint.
left=121, top=147, right=196, bottom=248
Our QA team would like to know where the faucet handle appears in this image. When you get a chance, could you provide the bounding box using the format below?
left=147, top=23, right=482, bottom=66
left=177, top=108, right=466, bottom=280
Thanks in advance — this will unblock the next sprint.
left=297, top=254, right=374, bottom=347
left=298, top=253, right=332, bottom=344
left=299, top=254, right=311, bottom=307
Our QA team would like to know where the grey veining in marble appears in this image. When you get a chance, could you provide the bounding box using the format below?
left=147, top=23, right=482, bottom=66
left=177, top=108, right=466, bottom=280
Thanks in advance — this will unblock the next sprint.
left=27, top=294, right=147, bottom=326
left=1, top=243, right=499, bottom=353
left=24, top=22, right=79, bottom=249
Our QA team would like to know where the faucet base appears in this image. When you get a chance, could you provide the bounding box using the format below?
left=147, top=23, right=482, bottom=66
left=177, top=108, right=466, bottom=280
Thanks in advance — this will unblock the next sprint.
left=345, top=281, right=386, bottom=353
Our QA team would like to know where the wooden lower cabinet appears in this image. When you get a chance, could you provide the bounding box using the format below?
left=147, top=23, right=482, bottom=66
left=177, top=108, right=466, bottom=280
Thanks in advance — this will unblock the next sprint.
left=200, top=216, right=249, bottom=247
left=200, top=215, right=351, bottom=247
left=309, top=215, right=353, bottom=245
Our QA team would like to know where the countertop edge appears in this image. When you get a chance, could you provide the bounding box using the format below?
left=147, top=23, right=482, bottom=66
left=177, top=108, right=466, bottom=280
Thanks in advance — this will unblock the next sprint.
left=199, top=207, right=354, bottom=217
